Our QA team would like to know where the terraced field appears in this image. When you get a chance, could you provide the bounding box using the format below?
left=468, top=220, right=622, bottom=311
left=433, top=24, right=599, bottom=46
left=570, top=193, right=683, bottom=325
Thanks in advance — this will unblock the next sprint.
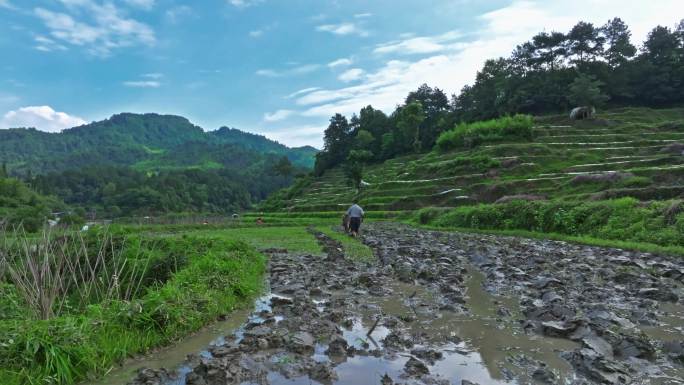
left=264, top=107, right=684, bottom=215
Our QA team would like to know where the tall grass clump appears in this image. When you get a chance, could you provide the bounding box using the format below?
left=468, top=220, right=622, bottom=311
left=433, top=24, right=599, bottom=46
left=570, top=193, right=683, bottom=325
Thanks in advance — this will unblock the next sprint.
left=436, top=114, right=534, bottom=151
left=0, top=228, right=266, bottom=385
left=415, top=198, right=684, bottom=248
left=0, top=227, right=149, bottom=320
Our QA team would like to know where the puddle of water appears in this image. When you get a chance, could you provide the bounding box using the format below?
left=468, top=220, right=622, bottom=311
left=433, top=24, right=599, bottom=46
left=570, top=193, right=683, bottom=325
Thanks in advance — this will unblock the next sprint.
left=360, top=267, right=579, bottom=384
left=83, top=307, right=252, bottom=385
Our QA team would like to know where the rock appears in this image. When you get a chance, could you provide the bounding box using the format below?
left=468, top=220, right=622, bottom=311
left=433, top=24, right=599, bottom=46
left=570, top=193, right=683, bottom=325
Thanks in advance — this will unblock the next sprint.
left=531, top=366, right=556, bottom=384
left=582, top=334, right=614, bottom=359
left=325, top=334, right=349, bottom=356
left=129, top=368, right=171, bottom=385
left=532, top=277, right=562, bottom=290
left=663, top=341, right=684, bottom=363
left=410, top=348, right=443, bottom=364
left=541, top=320, right=578, bottom=337
left=381, top=373, right=394, bottom=385
left=404, top=356, right=429, bottom=376
left=309, top=362, right=337, bottom=382
left=289, top=331, right=315, bottom=354
left=613, top=335, right=655, bottom=360
left=461, top=381, right=480, bottom=385
left=637, top=287, right=678, bottom=302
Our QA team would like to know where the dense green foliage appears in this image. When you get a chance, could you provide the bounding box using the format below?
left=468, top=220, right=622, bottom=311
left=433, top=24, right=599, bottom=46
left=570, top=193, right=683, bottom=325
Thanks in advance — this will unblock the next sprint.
left=0, top=113, right=316, bottom=174
left=0, top=229, right=266, bottom=385
left=0, top=177, right=62, bottom=231
left=0, top=115, right=315, bottom=217
left=414, top=198, right=684, bottom=247
left=313, top=18, right=684, bottom=176
left=0, top=113, right=317, bottom=218
left=436, top=115, right=534, bottom=150
left=31, top=164, right=293, bottom=218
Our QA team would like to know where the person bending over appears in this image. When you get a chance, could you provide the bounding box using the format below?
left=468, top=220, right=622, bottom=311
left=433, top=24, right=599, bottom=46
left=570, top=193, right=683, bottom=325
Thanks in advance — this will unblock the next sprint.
left=346, top=202, right=364, bottom=237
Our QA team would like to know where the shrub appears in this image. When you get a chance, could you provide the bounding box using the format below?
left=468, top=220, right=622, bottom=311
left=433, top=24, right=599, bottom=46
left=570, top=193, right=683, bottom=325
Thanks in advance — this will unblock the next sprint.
left=436, top=114, right=534, bottom=151
left=420, top=197, right=684, bottom=247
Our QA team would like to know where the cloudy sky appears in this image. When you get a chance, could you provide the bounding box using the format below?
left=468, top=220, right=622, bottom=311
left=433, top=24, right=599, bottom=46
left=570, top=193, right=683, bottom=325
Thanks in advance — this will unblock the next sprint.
left=0, top=0, right=681, bottom=147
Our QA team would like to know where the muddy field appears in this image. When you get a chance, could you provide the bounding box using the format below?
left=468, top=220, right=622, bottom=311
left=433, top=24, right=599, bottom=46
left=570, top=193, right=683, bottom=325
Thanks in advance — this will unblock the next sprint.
left=129, top=223, right=684, bottom=385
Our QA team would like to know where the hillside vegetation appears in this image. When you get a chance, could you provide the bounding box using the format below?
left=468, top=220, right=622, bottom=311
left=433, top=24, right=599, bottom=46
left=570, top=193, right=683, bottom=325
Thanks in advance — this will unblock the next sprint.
left=263, top=107, right=684, bottom=249
left=0, top=113, right=317, bottom=218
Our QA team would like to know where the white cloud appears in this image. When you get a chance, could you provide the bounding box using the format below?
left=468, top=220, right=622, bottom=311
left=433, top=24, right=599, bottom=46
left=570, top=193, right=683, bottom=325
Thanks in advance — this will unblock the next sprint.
left=124, top=0, right=154, bottom=10
left=1, top=106, right=87, bottom=132
left=338, top=68, right=365, bottom=82
left=286, top=87, right=321, bottom=99
left=0, top=0, right=15, bottom=10
left=34, top=35, right=68, bottom=52
left=290, top=0, right=684, bottom=122
left=256, top=64, right=320, bottom=78
left=374, top=30, right=462, bottom=55
left=228, top=0, right=262, bottom=8
left=142, top=72, right=163, bottom=79
left=316, top=22, right=368, bottom=37
left=165, top=5, right=193, bottom=24
left=123, top=80, right=161, bottom=87
left=263, top=109, right=295, bottom=122
left=34, top=1, right=155, bottom=56
left=354, top=13, right=372, bottom=18
left=259, top=125, right=324, bottom=148
left=328, top=58, right=352, bottom=68
left=249, top=29, right=264, bottom=38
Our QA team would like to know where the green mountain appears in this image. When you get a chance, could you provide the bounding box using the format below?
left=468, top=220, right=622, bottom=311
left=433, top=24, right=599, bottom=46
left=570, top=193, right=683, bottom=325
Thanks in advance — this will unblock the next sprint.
left=0, top=113, right=318, bottom=218
left=0, top=112, right=317, bottom=175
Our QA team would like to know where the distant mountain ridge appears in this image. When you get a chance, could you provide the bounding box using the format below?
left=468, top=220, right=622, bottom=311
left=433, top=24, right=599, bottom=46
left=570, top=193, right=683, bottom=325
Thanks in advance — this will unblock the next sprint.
left=0, top=112, right=318, bottom=175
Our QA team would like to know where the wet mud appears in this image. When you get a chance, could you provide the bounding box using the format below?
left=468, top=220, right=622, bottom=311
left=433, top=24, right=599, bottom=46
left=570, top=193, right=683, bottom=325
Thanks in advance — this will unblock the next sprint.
left=126, top=223, right=684, bottom=385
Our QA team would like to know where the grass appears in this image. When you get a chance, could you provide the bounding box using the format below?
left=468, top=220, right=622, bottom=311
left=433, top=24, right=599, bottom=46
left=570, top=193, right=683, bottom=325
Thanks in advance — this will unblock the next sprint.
left=0, top=228, right=267, bottom=385
left=412, top=197, right=684, bottom=249
left=436, top=114, right=534, bottom=150
left=314, top=225, right=375, bottom=263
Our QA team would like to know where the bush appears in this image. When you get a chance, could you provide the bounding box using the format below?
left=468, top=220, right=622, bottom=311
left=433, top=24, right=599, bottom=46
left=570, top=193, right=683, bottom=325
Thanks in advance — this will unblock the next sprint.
left=417, top=198, right=684, bottom=247
left=436, top=114, right=534, bottom=151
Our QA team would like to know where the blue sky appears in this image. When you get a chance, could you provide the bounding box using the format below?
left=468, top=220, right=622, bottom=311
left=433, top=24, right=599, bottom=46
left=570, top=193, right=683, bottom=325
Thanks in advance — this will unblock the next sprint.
left=0, top=0, right=682, bottom=148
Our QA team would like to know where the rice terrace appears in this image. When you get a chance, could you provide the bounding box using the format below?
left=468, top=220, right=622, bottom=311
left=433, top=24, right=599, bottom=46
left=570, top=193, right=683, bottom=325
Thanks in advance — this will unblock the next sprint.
left=1, top=1, right=684, bottom=384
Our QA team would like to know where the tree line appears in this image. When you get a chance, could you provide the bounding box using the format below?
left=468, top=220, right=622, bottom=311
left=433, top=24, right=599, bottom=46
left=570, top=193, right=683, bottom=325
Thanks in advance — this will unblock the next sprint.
left=314, top=18, right=684, bottom=177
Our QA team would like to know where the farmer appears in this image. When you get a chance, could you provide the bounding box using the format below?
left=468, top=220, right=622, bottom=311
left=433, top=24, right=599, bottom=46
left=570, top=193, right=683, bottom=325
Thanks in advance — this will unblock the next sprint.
left=346, top=202, right=364, bottom=237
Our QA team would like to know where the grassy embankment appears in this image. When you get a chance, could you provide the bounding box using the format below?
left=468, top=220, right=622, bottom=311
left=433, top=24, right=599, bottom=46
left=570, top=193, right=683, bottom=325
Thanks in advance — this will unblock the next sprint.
left=260, top=107, right=684, bottom=255
left=0, top=224, right=324, bottom=385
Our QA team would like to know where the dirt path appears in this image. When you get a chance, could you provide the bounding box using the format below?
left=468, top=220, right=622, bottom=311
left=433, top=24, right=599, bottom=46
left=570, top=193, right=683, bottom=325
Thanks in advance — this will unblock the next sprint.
left=129, top=223, right=684, bottom=385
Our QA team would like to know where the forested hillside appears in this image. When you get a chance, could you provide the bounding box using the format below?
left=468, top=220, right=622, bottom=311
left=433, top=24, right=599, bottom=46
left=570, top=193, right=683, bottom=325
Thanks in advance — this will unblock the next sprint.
left=0, top=112, right=316, bottom=174
left=313, top=18, right=684, bottom=176
left=0, top=113, right=317, bottom=218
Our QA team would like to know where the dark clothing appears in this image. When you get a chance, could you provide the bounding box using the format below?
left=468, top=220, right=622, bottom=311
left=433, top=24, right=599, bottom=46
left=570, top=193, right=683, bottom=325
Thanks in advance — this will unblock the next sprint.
left=350, top=217, right=361, bottom=233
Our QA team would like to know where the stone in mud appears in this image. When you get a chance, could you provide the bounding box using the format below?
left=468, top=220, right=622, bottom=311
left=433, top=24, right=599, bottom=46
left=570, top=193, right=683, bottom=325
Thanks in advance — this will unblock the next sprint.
left=663, top=341, right=684, bottom=364
left=381, top=373, right=394, bottom=385
left=270, top=296, right=294, bottom=306
left=382, top=330, right=414, bottom=350
left=309, top=362, right=337, bottom=382
left=325, top=334, right=349, bottom=356
left=541, top=290, right=563, bottom=304
left=404, top=356, right=430, bottom=376
left=461, top=381, right=480, bottom=385
left=129, top=368, right=171, bottom=385
left=541, top=320, right=578, bottom=337
left=531, top=366, right=556, bottom=384
left=289, top=331, right=315, bottom=354
left=410, top=347, right=444, bottom=364
left=582, top=334, right=614, bottom=359
left=532, top=277, right=562, bottom=290
left=637, top=287, right=678, bottom=302
left=185, top=372, right=208, bottom=385
left=613, top=335, right=655, bottom=360
left=562, top=348, right=631, bottom=384
left=208, top=344, right=240, bottom=357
